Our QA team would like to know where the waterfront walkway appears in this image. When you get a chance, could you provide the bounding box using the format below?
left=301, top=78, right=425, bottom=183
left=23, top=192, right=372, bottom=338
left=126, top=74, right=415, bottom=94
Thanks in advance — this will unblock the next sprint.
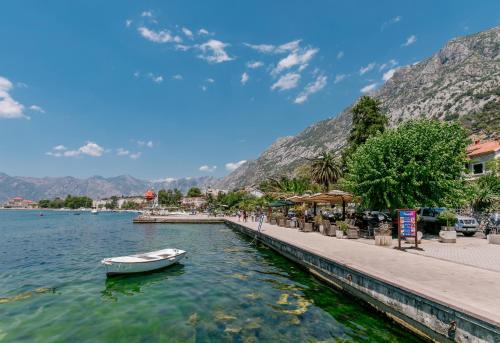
left=224, top=217, right=500, bottom=326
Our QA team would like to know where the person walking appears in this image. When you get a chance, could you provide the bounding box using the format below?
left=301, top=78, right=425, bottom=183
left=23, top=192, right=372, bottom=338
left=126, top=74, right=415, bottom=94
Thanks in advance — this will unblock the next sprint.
left=243, top=210, right=248, bottom=222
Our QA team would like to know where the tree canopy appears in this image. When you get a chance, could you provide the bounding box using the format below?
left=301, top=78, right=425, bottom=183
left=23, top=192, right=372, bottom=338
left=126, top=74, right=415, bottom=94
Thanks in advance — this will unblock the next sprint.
left=343, top=96, right=388, bottom=164
left=38, top=195, right=93, bottom=209
left=344, top=120, right=469, bottom=210
left=186, top=187, right=202, bottom=197
left=158, top=188, right=183, bottom=206
left=310, top=151, right=342, bottom=191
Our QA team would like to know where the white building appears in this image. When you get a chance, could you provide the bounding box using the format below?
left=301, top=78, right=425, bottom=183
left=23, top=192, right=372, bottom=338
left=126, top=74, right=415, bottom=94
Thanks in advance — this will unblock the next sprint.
left=466, top=139, right=500, bottom=178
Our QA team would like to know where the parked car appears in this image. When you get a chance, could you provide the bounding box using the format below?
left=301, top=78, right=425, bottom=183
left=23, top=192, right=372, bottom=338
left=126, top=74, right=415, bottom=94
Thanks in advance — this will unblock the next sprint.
left=417, top=207, right=479, bottom=236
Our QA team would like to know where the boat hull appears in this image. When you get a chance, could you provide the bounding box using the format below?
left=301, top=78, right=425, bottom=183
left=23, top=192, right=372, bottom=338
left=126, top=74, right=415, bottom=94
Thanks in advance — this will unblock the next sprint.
left=102, top=251, right=186, bottom=276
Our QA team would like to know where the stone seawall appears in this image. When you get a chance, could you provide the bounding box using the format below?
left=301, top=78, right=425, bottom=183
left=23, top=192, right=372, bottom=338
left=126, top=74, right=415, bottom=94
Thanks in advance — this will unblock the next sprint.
left=226, top=221, right=499, bottom=343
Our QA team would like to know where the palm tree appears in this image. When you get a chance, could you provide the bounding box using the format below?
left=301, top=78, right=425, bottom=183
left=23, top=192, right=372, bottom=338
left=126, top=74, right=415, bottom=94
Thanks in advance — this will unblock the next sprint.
left=310, top=152, right=342, bottom=191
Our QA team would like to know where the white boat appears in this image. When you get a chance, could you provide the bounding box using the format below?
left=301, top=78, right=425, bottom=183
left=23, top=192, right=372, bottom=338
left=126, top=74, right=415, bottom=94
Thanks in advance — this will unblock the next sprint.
left=91, top=209, right=98, bottom=214
left=101, top=248, right=186, bottom=276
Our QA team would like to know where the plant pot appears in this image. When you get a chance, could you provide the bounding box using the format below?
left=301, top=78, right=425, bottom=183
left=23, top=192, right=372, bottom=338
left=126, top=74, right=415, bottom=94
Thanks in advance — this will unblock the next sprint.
left=270, top=219, right=277, bottom=225
left=375, top=235, right=392, bottom=246
left=336, top=230, right=345, bottom=238
left=487, top=234, right=500, bottom=245
left=303, top=222, right=313, bottom=232
left=328, top=225, right=337, bottom=237
left=347, top=229, right=359, bottom=239
left=318, top=224, right=324, bottom=234
left=285, top=220, right=291, bottom=228
left=278, top=218, right=286, bottom=227
left=405, top=231, right=423, bottom=244
left=439, top=230, right=457, bottom=243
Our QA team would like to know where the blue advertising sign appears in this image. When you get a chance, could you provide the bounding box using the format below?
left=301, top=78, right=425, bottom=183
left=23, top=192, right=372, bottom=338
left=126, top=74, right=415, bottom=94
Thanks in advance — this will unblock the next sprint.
left=399, top=210, right=416, bottom=237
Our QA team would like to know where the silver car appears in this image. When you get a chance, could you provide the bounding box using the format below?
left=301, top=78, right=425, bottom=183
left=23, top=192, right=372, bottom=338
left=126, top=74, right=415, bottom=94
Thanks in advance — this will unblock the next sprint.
left=455, top=215, right=479, bottom=236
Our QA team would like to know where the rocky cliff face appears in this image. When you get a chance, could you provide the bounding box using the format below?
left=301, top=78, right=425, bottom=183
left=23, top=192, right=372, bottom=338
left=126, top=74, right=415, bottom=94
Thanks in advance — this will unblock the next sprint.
left=219, top=26, right=500, bottom=189
left=0, top=173, right=219, bottom=202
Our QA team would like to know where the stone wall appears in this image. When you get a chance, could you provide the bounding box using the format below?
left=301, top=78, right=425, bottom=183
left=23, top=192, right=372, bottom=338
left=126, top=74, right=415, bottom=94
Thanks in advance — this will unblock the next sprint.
left=226, top=221, right=500, bottom=343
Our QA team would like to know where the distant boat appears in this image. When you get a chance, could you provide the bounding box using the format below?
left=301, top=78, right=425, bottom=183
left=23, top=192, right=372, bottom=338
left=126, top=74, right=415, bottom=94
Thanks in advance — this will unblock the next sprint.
left=91, top=209, right=98, bottom=214
left=101, top=248, right=186, bottom=276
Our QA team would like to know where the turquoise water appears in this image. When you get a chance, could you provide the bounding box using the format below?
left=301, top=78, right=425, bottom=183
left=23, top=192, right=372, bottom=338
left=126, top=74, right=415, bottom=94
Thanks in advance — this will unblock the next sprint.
left=0, top=210, right=421, bottom=342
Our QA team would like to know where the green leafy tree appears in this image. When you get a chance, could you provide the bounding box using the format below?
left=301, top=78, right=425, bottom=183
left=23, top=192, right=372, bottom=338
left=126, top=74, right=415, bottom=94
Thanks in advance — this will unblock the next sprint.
left=121, top=201, right=141, bottom=210
left=158, top=188, right=183, bottom=206
left=186, top=187, right=202, bottom=197
left=310, top=152, right=342, bottom=191
left=344, top=120, right=469, bottom=210
left=343, top=96, right=388, bottom=165
left=105, top=196, right=118, bottom=209
left=259, top=176, right=318, bottom=195
left=469, top=159, right=500, bottom=212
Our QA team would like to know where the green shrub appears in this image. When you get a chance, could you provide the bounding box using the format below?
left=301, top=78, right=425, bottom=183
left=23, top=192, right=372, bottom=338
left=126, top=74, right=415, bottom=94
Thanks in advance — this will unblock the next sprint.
left=436, top=211, right=457, bottom=227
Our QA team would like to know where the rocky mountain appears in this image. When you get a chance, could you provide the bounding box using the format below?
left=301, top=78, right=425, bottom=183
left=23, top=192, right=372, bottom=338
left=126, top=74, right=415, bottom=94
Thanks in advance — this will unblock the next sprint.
left=0, top=173, right=220, bottom=202
left=219, top=26, right=500, bottom=189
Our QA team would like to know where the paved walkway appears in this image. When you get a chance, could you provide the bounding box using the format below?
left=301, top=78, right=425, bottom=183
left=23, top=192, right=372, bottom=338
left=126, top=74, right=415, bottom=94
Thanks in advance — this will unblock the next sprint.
left=225, top=217, right=500, bottom=326
left=356, top=236, right=500, bottom=273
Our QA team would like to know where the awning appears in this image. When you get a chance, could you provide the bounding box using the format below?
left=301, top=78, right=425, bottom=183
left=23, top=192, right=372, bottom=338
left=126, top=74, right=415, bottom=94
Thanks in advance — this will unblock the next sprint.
left=287, top=190, right=355, bottom=204
left=268, top=199, right=295, bottom=207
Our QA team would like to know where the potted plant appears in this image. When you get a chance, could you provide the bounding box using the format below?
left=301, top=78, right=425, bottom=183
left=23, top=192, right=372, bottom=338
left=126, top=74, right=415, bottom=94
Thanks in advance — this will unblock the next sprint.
left=275, top=213, right=285, bottom=227
left=336, top=221, right=348, bottom=239
left=437, top=210, right=457, bottom=243
left=314, top=214, right=323, bottom=233
left=374, top=222, right=392, bottom=246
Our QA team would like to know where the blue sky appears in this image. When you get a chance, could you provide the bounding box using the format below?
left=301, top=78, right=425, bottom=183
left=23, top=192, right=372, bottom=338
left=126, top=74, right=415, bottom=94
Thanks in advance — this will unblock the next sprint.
left=1, top=1, right=499, bottom=180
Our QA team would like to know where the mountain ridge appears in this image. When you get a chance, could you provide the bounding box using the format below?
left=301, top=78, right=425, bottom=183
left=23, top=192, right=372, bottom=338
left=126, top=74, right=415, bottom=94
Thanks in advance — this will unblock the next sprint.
left=0, top=172, right=220, bottom=202
left=218, top=26, right=500, bottom=189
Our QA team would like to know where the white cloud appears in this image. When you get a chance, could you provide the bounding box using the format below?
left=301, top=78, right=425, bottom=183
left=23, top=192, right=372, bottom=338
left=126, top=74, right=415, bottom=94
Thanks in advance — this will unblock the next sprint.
left=199, top=165, right=217, bottom=172
left=201, top=85, right=207, bottom=92
left=246, top=61, right=264, bottom=69
left=136, top=140, right=154, bottom=147
left=146, top=141, right=154, bottom=148
left=148, top=73, right=163, bottom=83
left=206, top=78, right=215, bottom=83
left=382, top=68, right=397, bottom=81
left=181, top=27, right=193, bottom=38
left=243, top=40, right=301, bottom=54
left=0, top=76, right=27, bottom=119
left=271, top=73, right=300, bottom=91
left=272, top=48, right=318, bottom=75
left=334, top=74, right=347, bottom=84
left=241, top=72, right=249, bottom=85
left=294, top=74, right=327, bottom=104
left=244, top=43, right=276, bottom=54
left=78, top=142, right=105, bottom=157
left=138, top=27, right=182, bottom=44
left=337, top=51, right=344, bottom=59
left=379, top=59, right=398, bottom=71
left=141, top=10, right=153, bottom=17
left=381, top=16, right=402, bottom=30
left=30, top=105, right=45, bottom=113
left=130, top=152, right=142, bottom=160
left=198, top=28, right=211, bottom=35
left=125, top=20, right=133, bottom=28
left=172, top=74, right=183, bottom=80
left=198, top=39, right=233, bottom=63
left=402, top=35, right=417, bottom=47
left=49, top=141, right=105, bottom=158
left=175, top=44, right=191, bottom=51
left=225, top=160, right=247, bottom=171
left=360, top=83, right=379, bottom=94
left=116, top=148, right=130, bottom=156
left=359, top=62, right=376, bottom=75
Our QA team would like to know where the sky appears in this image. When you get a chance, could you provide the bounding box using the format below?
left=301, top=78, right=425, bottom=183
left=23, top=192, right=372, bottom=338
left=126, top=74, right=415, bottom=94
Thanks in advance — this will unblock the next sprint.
left=1, top=1, right=499, bottom=181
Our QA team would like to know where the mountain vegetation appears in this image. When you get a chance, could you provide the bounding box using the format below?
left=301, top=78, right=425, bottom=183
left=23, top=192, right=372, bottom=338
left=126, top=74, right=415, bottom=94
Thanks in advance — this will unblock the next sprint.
left=219, top=26, right=500, bottom=189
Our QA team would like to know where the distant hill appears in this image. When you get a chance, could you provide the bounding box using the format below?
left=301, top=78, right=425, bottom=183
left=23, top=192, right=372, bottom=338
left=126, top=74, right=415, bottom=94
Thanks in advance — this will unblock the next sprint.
left=218, top=26, right=500, bottom=189
left=0, top=173, right=220, bottom=202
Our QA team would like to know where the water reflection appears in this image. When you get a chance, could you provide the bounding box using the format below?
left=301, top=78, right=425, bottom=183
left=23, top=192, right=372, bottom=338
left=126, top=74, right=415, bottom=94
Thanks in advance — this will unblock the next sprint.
left=101, top=264, right=185, bottom=301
